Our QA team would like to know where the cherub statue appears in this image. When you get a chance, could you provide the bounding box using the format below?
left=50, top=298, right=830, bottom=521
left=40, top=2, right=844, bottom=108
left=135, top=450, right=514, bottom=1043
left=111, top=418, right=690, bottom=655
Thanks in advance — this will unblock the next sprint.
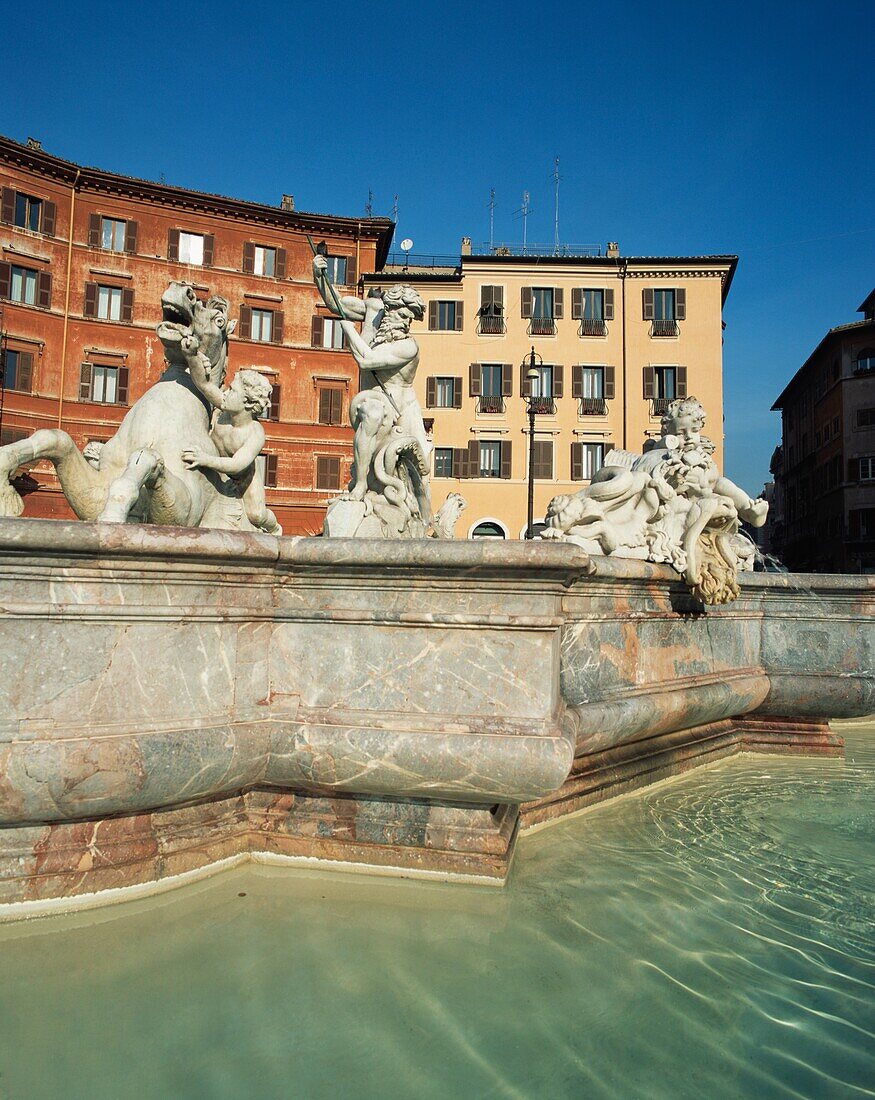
left=181, top=369, right=282, bottom=536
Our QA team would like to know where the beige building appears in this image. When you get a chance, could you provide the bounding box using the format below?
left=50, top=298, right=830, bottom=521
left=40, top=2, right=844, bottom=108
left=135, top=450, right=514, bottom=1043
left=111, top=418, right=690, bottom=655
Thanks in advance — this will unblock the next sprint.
left=364, top=243, right=736, bottom=539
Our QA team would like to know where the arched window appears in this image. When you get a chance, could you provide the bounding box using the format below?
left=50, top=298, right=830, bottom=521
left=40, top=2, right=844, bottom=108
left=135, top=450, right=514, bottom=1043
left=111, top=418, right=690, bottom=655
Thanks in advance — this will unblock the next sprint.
left=856, top=348, right=875, bottom=374
left=518, top=520, right=549, bottom=539
left=470, top=520, right=506, bottom=539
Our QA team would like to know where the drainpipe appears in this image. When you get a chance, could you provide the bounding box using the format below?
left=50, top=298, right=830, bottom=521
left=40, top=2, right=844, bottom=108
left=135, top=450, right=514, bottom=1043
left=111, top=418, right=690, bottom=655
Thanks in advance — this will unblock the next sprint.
left=58, top=168, right=80, bottom=427
left=620, top=258, right=628, bottom=450
left=355, top=221, right=361, bottom=288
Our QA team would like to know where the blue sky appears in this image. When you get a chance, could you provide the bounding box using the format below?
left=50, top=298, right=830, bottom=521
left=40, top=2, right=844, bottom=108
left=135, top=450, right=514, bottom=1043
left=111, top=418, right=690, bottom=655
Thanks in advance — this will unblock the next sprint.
left=3, top=0, right=872, bottom=490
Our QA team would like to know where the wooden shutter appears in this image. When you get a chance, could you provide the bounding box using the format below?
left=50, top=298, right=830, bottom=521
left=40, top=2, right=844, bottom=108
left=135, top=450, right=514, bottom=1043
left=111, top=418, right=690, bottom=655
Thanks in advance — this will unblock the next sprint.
left=469, top=362, right=482, bottom=396
left=452, top=448, right=465, bottom=478
left=15, top=351, right=33, bottom=392
left=0, top=189, right=14, bottom=225
left=453, top=378, right=463, bottom=408
left=675, top=288, right=686, bottom=320
left=676, top=366, right=687, bottom=397
left=520, top=363, right=533, bottom=397
left=572, top=365, right=583, bottom=399
left=501, top=363, right=513, bottom=397
left=554, top=288, right=564, bottom=319
left=571, top=442, right=584, bottom=480
left=265, top=454, right=279, bottom=488
left=202, top=234, right=215, bottom=267
left=88, top=213, right=101, bottom=247
left=272, top=310, right=284, bottom=344
left=428, top=300, right=438, bottom=330
left=604, top=288, right=615, bottom=320
left=121, top=288, right=134, bottom=323
left=604, top=365, right=616, bottom=400
left=330, top=389, right=342, bottom=424
left=480, top=285, right=492, bottom=312
left=117, top=367, right=129, bottom=404
left=269, top=383, right=281, bottom=420
left=554, top=364, right=564, bottom=399
left=533, top=440, right=553, bottom=480
left=643, top=366, right=655, bottom=398
left=500, top=441, right=512, bottom=479
left=84, top=282, right=98, bottom=317
left=311, top=315, right=323, bottom=347
left=37, top=272, right=52, bottom=309
left=167, top=229, right=180, bottom=261
left=848, top=458, right=858, bottom=481
left=571, top=288, right=583, bottom=320
left=643, top=287, right=654, bottom=320
left=426, top=377, right=437, bottom=407
left=455, top=301, right=464, bottom=331
left=0, top=262, right=11, bottom=299
left=521, top=286, right=533, bottom=318
left=125, top=221, right=138, bottom=254
left=345, top=254, right=356, bottom=285
left=41, top=201, right=56, bottom=236
left=239, top=305, right=252, bottom=340
left=243, top=242, right=255, bottom=273
left=318, top=388, right=331, bottom=423
left=467, top=440, right=479, bottom=478
left=275, top=248, right=287, bottom=279
left=79, top=363, right=93, bottom=401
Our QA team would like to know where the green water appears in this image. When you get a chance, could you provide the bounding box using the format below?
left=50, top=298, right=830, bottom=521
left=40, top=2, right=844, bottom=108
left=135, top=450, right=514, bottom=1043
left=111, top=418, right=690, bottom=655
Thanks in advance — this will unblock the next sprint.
left=1, top=726, right=873, bottom=1100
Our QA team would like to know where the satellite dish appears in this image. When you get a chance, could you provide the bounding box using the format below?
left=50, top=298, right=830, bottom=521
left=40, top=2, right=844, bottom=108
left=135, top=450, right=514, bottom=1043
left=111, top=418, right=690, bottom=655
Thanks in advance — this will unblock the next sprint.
left=400, top=238, right=414, bottom=251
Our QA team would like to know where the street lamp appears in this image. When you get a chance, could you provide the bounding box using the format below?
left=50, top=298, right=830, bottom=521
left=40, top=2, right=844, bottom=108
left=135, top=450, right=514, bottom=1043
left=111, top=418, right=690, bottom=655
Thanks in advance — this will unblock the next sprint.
left=523, top=345, right=542, bottom=539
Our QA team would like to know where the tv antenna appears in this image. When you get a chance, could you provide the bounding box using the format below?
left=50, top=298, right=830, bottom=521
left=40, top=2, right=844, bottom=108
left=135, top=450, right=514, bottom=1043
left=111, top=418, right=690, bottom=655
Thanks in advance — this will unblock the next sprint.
left=488, top=188, right=496, bottom=251
left=365, top=189, right=373, bottom=217
left=552, top=156, right=562, bottom=254
left=513, top=190, right=532, bottom=254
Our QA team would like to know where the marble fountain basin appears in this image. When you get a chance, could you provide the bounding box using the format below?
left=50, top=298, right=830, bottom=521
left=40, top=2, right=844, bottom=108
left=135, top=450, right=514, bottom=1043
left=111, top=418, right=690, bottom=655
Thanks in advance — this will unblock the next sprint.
left=0, top=518, right=871, bottom=911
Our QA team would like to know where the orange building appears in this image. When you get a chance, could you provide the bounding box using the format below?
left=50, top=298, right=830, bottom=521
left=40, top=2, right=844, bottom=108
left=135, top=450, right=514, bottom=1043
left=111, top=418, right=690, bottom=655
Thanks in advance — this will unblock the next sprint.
left=0, top=134, right=393, bottom=533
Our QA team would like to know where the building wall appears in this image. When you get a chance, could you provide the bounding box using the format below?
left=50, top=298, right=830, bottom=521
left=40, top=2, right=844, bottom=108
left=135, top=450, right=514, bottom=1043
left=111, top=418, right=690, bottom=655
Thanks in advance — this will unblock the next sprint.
left=0, top=136, right=393, bottom=533
left=367, top=254, right=733, bottom=538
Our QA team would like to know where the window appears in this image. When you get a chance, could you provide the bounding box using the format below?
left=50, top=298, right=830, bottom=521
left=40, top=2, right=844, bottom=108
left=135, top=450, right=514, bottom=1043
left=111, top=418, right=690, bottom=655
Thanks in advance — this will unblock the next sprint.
left=531, top=439, right=553, bottom=480
left=9, top=265, right=37, bottom=305
left=84, top=283, right=133, bottom=323
left=428, top=300, right=463, bottom=331
left=858, top=408, right=875, bottom=428
left=580, top=366, right=604, bottom=399
left=653, top=289, right=675, bottom=320
left=254, top=246, right=276, bottom=277
left=471, top=521, right=506, bottom=539
left=178, top=232, right=204, bottom=265
left=858, top=457, right=875, bottom=481
left=14, top=192, right=42, bottom=231
left=325, top=256, right=347, bottom=284
left=323, top=319, right=344, bottom=350
left=434, top=448, right=454, bottom=477
left=2, top=349, right=33, bottom=392
left=470, top=439, right=511, bottom=478
left=656, top=367, right=677, bottom=399
left=241, top=305, right=282, bottom=344
left=97, top=286, right=123, bottom=321
left=849, top=509, right=875, bottom=539
left=856, top=349, right=875, bottom=373
left=582, top=290, right=604, bottom=321
left=316, top=455, right=341, bottom=490
left=435, top=377, right=456, bottom=407
left=572, top=288, right=614, bottom=336
left=479, top=440, right=502, bottom=478
left=318, top=388, right=343, bottom=425
left=481, top=364, right=503, bottom=398
left=101, top=218, right=126, bottom=252
left=79, top=363, right=129, bottom=405
left=644, top=365, right=686, bottom=411
left=265, top=383, right=281, bottom=421
left=479, top=286, right=504, bottom=333
left=251, top=309, right=273, bottom=342
left=532, top=288, right=554, bottom=320
left=529, top=365, right=553, bottom=399
left=644, top=287, right=685, bottom=334
left=571, top=442, right=605, bottom=480
left=522, top=287, right=563, bottom=333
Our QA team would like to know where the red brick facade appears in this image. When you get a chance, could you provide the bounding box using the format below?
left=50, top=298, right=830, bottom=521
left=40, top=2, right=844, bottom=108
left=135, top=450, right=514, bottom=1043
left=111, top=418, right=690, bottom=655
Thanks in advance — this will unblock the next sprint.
left=0, top=135, right=393, bottom=533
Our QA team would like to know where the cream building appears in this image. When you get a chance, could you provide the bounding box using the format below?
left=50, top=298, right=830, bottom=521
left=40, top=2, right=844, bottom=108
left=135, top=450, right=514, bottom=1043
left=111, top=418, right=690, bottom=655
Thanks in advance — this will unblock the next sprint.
left=363, top=242, right=736, bottom=539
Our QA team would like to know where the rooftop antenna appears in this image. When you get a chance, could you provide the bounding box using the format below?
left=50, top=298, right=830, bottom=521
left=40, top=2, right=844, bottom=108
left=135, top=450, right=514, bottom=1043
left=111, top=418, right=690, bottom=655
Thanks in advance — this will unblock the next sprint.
left=552, top=156, right=561, bottom=255
left=488, top=188, right=496, bottom=252
left=512, top=190, right=531, bottom=254
left=391, top=194, right=399, bottom=250
left=365, top=189, right=373, bottom=217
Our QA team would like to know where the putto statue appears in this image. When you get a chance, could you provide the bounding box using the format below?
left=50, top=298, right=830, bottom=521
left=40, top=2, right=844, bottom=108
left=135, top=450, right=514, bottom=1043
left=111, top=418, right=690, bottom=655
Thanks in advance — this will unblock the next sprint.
left=542, top=397, right=768, bottom=604
left=313, top=253, right=438, bottom=538
left=0, top=281, right=280, bottom=533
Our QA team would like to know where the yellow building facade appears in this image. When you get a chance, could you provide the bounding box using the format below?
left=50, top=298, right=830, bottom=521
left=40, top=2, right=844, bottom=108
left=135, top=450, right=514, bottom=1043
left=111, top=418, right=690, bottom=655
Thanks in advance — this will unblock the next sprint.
left=364, top=246, right=736, bottom=539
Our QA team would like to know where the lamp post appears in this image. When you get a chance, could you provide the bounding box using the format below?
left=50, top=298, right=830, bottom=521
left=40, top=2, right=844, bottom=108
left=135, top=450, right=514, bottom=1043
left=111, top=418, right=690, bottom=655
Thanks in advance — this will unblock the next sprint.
left=524, top=346, right=542, bottom=539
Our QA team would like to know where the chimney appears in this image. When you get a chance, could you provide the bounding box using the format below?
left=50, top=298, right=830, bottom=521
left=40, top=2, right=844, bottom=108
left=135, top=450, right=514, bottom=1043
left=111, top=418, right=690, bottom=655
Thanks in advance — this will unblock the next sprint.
left=26, top=137, right=42, bottom=151
left=461, top=236, right=472, bottom=256
left=606, top=241, right=620, bottom=258
left=281, top=194, right=295, bottom=211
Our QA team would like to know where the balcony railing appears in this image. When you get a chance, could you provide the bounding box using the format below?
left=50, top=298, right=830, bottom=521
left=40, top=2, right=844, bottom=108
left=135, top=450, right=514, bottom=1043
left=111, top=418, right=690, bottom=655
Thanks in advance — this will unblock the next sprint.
left=478, top=394, right=505, bottom=414
left=651, top=319, right=679, bottom=337
left=579, top=397, right=608, bottom=416
left=528, top=317, right=556, bottom=336
left=478, top=314, right=506, bottom=335
left=651, top=397, right=671, bottom=416
left=579, top=318, right=608, bottom=337
left=528, top=397, right=556, bottom=415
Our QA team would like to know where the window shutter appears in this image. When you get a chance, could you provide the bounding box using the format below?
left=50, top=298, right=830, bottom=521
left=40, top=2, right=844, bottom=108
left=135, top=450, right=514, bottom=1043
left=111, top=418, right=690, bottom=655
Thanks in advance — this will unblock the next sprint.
left=464, top=439, right=477, bottom=478
left=88, top=213, right=101, bottom=247
left=604, top=288, right=615, bottom=321
left=239, top=305, right=252, bottom=340
left=84, top=282, right=98, bottom=317
left=331, top=389, right=343, bottom=425
left=848, top=458, right=858, bottom=481
left=16, top=351, right=33, bottom=392
left=117, top=367, right=129, bottom=405
left=125, top=220, right=138, bottom=254
left=455, top=301, right=464, bottom=331
left=675, top=288, right=686, bottom=320
left=520, top=363, right=532, bottom=397
left=452, top=448, right=466, bottom=478
left=265, top=454, right=278, bottom=488
left=345, top=254, right=357, bottom=285
left=311, top=315, right=323, bottom=347
left=453, top=378, right=463, bottom=408
left=501, top=363, right=512, bottom=397
left=318, top=388, right=331, bottom=423
left=1, top=189, right=14, bottom=225
left=269, top=384, right=281, bottom=421
left=469, top=362, right=482, bottom=397
left=0, top=262, right=11, bottom=299
left=554, top=288, right=564, bottom=319
left=676, top=366, right=688, bottom=397
left=554, top=364, right=564, bottom=399
left=480, top=285, right=491, bottom=312
left=604, top=365, right=616, bottom=400
left=521, top=286, right=533, bottom=318
left=121, top=288, right=134, bottom=323
left=202, top=234, right=215, bottom=267
left=428, top=300, right=438, bottom=330
left=571, top=442, right=584, bottom=481
left=572, top=364, right=583, bottom=399
left=643, top=288, right=654, bottom=320
left=243, top=242, right=255, bottom=274
left=500, top=441, right=512, bottom=479
left=571, top=288, right=583, bottom=320
left=37, top=272, right=52, bottom=309
left=275, top=248, right=287, bottom=279
left=643, top=366, right=655, bottom=398
left=41, top=201, right=56, bottom=236
left=79, top=363, right=93, bottom=401
left=426, top=377, right=437, bottom=407
left=167, top=228, right=180, bottom=261
left=272, top=311, right=284, bottom=344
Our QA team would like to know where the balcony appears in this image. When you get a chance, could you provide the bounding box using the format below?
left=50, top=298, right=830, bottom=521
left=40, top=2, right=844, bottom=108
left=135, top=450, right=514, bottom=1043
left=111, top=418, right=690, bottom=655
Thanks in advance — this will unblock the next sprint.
left=528, top=317, right=556, bottom=337
left=579, top=397, right=608, bottom=416
left=651, top=398, right=671, bottom=416
left=478, top=314, right=506, bottom=335
left=579, top=318, right=607, bottom=337
left=528, top=397, right=556, bottom=415
left=651, top=319, right=679, bottom=337
left=477, top=394, right=505, bottom=415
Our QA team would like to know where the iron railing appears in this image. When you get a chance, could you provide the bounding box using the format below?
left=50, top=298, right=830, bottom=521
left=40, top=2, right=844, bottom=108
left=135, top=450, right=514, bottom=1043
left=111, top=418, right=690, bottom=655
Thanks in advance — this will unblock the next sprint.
left=651, top=319, right=679, bottom=337
left=529, top=317, right=556, bottom=336
left=579, top=318, right=607, bottom=337
left=478, top=314, right=506, bottom=335
left=579, top=397, right=608, bottom=416
left=651, top=398, right=671, bottom=416
left=482, top=243, right=602, bottom=257
left=478, top=395, right=505, bottom=415
left=528, top=397, right=556, bottom=415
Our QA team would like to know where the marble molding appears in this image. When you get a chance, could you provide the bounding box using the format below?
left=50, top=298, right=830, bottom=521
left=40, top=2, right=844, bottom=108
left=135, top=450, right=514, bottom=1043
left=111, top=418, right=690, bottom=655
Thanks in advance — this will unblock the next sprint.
left=0, top=519, right=871, bottom=908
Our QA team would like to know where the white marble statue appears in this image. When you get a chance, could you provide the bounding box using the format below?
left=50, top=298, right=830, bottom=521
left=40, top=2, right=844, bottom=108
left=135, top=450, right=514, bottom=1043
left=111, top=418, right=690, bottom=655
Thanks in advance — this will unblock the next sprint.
left=542, top=397, right=768, bottom=604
